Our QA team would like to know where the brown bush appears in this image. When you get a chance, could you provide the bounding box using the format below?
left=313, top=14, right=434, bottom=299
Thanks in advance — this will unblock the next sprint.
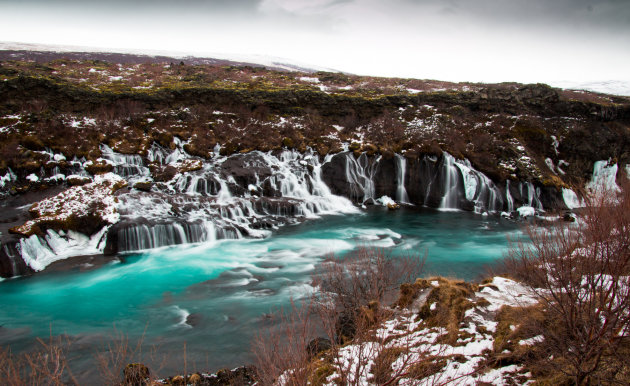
left=504, top=183, right=630, bottom=384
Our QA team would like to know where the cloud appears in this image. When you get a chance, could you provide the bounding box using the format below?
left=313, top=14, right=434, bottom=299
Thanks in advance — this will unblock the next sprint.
left=0, top=0, right=628, bottom=84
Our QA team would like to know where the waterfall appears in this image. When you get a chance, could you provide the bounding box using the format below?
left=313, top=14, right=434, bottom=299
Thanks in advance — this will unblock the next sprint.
left=562, top=188, right=583, bottom=209
left=519, top=182, right=543, bottom=210
left=1, top=244, right=21, bottom=276
left=117, top=221, right=221, bottom=252
left=106, top=148, right=358, bottom=254
left=505, top=181, right=514, bottom=212
left=100, top=144, right=150, bottom=179
left=344, top=153, right=381, bottom=203
left=452, top=157, right=503, bottom=213
left=17, top=228, right=108, bottom=272
left=395, top=154, right=409, bottom=203
left=586, top=160, right=620, bottom=194
left=0, top=168, right=17, bottom=188
left=439, top=153, right=461, bottom=210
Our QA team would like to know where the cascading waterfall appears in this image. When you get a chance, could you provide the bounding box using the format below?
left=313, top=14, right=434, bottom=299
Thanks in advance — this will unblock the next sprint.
left=439, top=153, right=462, bottom=210
left=5, top=138, right=556, bottom=270
left=452, top=157, right=503, bottom=213
left=505, top=180, right=514, bottom=212
left=586, top=160, right=620, bottom=194
left=100, top=144, right=150, bottom=179
left=1, top=244, right=20, bottom=276
left=116, top=221, right=223, bottom=252
left=344, top=153, right=381, bottom=203
left=519, top=182, right=543, bottom=210
left=395, top=154, right=410, bottom=203
left=109, top=147, right=358, bottom=254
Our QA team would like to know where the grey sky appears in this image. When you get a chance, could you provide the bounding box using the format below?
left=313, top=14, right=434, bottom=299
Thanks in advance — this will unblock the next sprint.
left=1, top=0, right=629, bottom=84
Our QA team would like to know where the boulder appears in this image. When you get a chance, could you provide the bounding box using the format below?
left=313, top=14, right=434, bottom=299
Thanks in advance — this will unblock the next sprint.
left=123, top=363, right=150, bottom=386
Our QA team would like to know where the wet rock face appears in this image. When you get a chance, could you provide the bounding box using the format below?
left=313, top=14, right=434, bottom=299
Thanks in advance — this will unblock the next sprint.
left=321, top=153, right=352, bottom=198
left=321, top=152, right=398, bottom=203
left=0, top=240, right=33, bottom=278
left=219, top=152, right=274, bottom=192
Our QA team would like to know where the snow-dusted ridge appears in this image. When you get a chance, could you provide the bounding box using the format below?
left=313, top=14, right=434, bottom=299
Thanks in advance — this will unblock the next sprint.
left=0, top=41, right=336, bottom=73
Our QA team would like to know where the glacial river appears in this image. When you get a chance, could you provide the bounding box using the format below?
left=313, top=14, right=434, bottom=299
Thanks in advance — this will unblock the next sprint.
left=0, top=207, right=521, bottom=381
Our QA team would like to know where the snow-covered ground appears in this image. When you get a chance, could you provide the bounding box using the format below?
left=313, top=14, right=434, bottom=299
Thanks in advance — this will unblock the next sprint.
left=282, top=277, right=540, bottom=386
left=550, top=80, right=630, bottom=97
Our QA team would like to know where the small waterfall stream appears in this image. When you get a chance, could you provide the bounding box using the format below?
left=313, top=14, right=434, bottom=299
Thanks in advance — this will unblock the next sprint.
left=395, top=154, right=410, bottom=203
left=505, top=180, right=514, bottom=212
left=343, top=153, right=381, bottom=203
left=439, top=153, right=461, bottom=210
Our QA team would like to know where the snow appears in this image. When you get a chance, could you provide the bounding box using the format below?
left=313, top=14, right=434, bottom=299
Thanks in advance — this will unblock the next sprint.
left=517, top=206, right=535, bottom=218
left=26, top=173, right=39, bottom=182
left=20, top=227, right=109, bottom=272
left=551, top=80, right=630, bottom=97
left=302, top=276, right=538, bottom=385
left=562, top=188, right=584, bottom=209
left=519, top=335, right=544, bottom=346
left=376, top=195, right=396, bottom=206
left=478, top=277, right=539, bottom=311
left=299, top=76, right=320, bottom=83
left=13, top=173, right=124, bottom=235
left=587, top=160, right=619, bottom=194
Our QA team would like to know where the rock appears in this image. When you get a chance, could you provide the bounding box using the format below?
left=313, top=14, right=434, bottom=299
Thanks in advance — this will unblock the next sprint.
left=133, top=181, right=153, bottom=192
left=563, top=212, right=576, bottom=222
left=205, top=366, right=257, bottom=385
left=67, top=176, right=92, bottom=186
left=149, top=164, right=178, bottom=182
left=185, top=313, right=202, bottom=327
left=188, top=373, right=202, bottom=385
left=170, top=375, right=185, bottom=385
left=123, top=363, right=150, bottom=386
left=306, top=337, right=332, bottom=359
left=335, top=312, right=356, bottom=343
left=85, top=160, right=113, bottom=175
left=387, top=202, right=400, bottom=210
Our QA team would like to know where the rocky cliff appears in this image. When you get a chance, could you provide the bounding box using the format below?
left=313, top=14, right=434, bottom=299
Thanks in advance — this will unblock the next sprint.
left=1, top=56, right=629, bottom=277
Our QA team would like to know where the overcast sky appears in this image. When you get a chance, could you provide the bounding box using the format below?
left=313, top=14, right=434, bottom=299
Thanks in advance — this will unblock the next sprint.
left=1, top=0, right=629, bottom=85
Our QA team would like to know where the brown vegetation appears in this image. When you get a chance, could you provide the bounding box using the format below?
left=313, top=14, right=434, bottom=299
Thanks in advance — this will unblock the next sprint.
left=503, top=183, right=630, bottom=384
left=251, top=247, right=426, bottom=385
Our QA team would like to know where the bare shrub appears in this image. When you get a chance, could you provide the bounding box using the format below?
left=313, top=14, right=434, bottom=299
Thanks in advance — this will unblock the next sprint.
left=94, top=327, right=166, bottom=385
left=504, top=184, right=630, bottom=384
left=252, top=247, right=426, bottom=385
left=0, top=335, right=77, bottom=385
left=251, top=299, right=320, bottom=386
left=313, top=247, right=426, bottom=317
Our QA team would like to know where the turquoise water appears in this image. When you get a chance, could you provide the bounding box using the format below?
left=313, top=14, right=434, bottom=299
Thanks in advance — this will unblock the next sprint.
left=0, top=207, right=521, bottom=380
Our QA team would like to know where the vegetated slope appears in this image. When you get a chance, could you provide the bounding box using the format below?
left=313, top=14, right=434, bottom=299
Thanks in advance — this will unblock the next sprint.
left=1, top=58, right=628, bottom=193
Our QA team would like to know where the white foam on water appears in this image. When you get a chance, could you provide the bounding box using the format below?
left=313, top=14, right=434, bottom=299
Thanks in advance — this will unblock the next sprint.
left=171, top=305, right=192, bottom=329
